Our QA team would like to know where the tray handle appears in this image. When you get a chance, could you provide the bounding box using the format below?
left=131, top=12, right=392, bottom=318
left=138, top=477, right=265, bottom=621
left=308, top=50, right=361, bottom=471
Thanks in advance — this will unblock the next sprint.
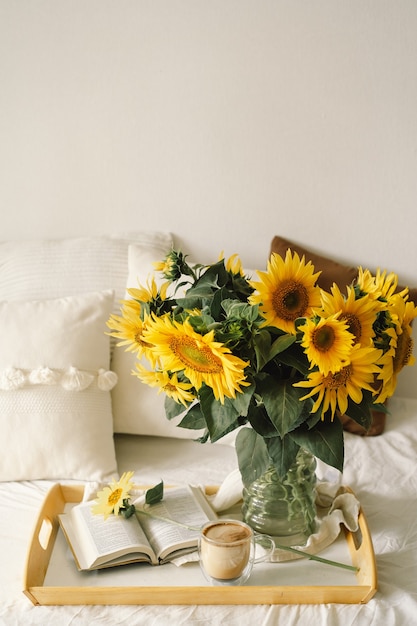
left=22, top=483, right=68, bottom=602
left=345, top=505, right=378, bottom=602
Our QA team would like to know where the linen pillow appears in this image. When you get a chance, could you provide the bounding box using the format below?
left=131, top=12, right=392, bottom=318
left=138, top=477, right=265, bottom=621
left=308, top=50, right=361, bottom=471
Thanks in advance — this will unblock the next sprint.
left=111, top=245, right=206, bottom=438
left=270, top=235, right=358, bottom=292
left=0, top=290, right=118, bottom=481
left=0, top=231, right=173, bottom=302
left=0, top=231, right=173, bottom=357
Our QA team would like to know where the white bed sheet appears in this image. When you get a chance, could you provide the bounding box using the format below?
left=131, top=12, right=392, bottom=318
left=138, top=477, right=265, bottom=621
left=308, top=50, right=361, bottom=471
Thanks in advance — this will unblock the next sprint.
left=1, top=396, right=417, bottom=626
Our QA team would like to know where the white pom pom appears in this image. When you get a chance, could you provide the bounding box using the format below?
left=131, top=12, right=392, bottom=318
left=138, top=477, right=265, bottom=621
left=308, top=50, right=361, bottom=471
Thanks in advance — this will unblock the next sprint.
left=97, top=368, right=118, bottom=391
left=61, top=366, right=94, bottom=391
left=29, top=367, right=61, bottom=386
left=0, top=367, right=26, bottom=390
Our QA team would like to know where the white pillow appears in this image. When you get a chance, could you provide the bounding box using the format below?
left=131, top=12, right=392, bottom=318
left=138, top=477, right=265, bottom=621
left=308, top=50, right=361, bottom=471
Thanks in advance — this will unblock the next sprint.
left=0, top=231, right=174, bottom=436
left=0, top=290, right=118, bottom=481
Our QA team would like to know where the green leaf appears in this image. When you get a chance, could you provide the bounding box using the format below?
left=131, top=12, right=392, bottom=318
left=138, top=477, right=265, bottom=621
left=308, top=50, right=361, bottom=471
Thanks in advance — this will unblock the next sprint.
left=268, top=334, right=296, bottom=361
left=187, top=311, right=215, bottom=334
left=253, top=330, right=272, bottom=371
left=177, top=404, right=207, bottom=430
left=230, top=274, right=254, bottom=299
left=165, top=396, right=188, bottom=420
left=266, top=435, right=301, bottom=479
left=257, top=376, right=306, bottom=437
left=229, top=382, right=255, bottom=416
left=247, top=404, right=278, bottom=438
left=222, top=299, right=259, bottom=322
left=305, top=407, right=322, bottom=429
left=343, top=391, right=387, bottom=432
left=210, top=286, right=231, bottom=319
left=200, top=260, right=229, bottom=285
left=290, top=418, right=344, bottom=473
left=343, top=398, right=373, bottom=431
left=235, top=428, right=270, bottom=487
left=372, top=402, right=388, bottom=414
left=277, top=342, right=310, bottom=376
left=199, top=386, right=242, bottom=442
left=181, top=261, right=225, bottom=298
left=145, top=480, right=164, bottom=505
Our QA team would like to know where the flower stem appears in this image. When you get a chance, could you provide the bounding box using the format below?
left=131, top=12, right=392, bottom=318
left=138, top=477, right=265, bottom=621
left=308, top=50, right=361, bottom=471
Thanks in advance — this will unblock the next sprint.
left=273, top=542, right=358, bottom=572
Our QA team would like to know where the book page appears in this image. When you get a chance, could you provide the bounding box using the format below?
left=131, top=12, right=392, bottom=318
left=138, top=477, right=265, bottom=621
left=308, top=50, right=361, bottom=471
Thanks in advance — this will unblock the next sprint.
left=59, top=501, right=156, bottom=570
left=137, top=485, right=217, bottom=562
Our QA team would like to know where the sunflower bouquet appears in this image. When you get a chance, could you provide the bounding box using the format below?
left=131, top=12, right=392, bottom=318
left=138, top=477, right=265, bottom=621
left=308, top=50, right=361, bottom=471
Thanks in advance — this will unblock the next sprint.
left=107, top=249, right=417, bottom=484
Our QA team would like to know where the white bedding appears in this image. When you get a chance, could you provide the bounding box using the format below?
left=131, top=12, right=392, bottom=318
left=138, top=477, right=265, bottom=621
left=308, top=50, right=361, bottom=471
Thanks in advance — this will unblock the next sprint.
left=1, top=395, right=417, bottom=626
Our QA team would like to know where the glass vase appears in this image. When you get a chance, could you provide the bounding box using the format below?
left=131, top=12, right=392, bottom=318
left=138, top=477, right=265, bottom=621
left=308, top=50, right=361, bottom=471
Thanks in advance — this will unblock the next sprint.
left=241, top=448, right=317, bottom=546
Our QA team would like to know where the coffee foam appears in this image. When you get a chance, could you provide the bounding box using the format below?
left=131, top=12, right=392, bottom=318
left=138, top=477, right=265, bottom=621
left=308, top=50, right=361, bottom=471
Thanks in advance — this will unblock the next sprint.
left=204, top=522, right=250, bottom=544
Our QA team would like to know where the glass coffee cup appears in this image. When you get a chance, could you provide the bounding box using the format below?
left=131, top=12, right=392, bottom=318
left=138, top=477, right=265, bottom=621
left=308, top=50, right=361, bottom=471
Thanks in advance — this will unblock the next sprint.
left=198, top=518, right=275, bottom=586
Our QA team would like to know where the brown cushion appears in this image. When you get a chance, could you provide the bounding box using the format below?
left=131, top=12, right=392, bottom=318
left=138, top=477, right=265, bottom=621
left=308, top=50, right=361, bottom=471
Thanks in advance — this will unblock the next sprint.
left=270, top=235, right=358, bottom=292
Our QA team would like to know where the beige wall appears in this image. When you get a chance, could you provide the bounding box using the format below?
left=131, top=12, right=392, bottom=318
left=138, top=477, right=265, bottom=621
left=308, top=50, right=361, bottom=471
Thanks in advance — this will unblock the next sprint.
left=1, top=0, right=416, bottom=397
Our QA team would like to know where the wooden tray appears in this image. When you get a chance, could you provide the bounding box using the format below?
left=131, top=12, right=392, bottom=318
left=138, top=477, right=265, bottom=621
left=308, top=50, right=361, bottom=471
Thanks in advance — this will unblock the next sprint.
left=23, top=483, right=377, bottom=606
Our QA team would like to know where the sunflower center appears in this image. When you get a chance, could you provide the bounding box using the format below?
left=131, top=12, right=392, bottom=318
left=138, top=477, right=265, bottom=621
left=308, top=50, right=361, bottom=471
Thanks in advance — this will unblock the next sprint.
left=171, top=336, right=223, bottom=373
left=341, top=313, right=361, bottom=343
left=393, top=330, right=413, bottom=373
left=324, top=365, right=351, bottom=389
left=108, top=488, right=122, bottom=506
left=312, top=325, right=336, bottom=352
left=273, top=280, right=309, bottom=321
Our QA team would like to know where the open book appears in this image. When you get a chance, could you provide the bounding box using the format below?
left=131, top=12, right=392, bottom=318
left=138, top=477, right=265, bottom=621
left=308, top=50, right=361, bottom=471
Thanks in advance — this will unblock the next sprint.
left=58, top=485, right=217, bottom=571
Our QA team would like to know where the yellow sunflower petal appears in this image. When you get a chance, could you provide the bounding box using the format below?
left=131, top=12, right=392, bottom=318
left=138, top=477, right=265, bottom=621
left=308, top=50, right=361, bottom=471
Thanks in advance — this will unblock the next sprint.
left=107, top=306, right=158, bottom=364
left=127, top=276, right=169, bottom=303
left=135, top=364, right=196, bottom=406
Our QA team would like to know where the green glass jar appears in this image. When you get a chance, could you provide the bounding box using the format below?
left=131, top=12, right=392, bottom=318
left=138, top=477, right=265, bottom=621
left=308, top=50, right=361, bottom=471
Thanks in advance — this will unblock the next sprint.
left=241, top=448, right=317, bottom=546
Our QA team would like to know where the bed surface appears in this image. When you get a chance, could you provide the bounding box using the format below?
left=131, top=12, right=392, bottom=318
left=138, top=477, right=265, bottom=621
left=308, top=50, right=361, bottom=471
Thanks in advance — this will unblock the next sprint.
left=1, top=395, right=417, bottom=626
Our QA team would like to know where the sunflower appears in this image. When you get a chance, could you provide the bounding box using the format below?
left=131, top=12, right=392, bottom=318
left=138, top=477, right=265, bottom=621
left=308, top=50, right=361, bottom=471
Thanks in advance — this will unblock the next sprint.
left=153, top=257, right=176, bottom=278
left=91, top=471, right=135, bottom=519
left=127, top=276, right=169, bottom=304
left=375, top=296, right=417, bottom=403
left=356, top=266, right=408, bottom=303
left=134, top=364, right=196, bottom=406
left=299, top=313, right=355, bottom=375
left=106, top=300, right=145, bottom=352
left=249, top=250, right=321, bottom=334
left=153, top=250, right=193, bottom=282
left=320, top=284, right=381, bottom=346
left=294, top=345, right=383, bottom=419
left=106, top=302, right=157, bottom=364
left=142, top=315, right=250, bottom=403
left=219, top=252, right=244, bottom=276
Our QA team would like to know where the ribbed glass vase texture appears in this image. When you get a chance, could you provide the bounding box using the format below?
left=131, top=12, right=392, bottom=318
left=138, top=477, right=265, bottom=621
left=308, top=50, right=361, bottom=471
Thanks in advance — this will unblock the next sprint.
left=241, top=448, right=317, bottom=546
